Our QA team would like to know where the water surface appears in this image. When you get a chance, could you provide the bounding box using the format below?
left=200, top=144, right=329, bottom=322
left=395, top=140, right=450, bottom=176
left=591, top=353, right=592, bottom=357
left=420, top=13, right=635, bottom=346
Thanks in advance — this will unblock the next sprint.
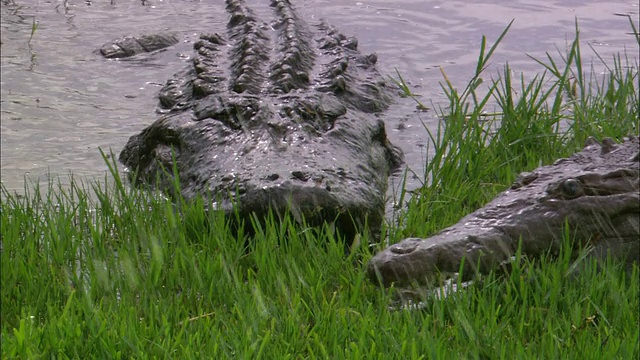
left=1, top=0, right=637, bottom=196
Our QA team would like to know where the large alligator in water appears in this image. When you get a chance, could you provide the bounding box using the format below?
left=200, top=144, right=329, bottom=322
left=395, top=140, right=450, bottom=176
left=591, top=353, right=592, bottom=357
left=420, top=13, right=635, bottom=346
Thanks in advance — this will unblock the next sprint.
left=368, top=136, right=639, bottom=286
left=113, top=0, right=403, bottom=239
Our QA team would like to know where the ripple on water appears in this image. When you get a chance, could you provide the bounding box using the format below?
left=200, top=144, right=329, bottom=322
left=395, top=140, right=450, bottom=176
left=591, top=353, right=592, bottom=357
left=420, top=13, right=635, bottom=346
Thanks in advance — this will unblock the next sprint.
left=1, top=0, right=637, bottom=204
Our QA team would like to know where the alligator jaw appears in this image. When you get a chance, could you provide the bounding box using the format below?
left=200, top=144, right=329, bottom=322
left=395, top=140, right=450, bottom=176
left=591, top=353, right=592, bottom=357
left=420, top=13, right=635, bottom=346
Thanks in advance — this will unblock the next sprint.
left=211, top=183, right=385, bottom=242
left=367, top=228, right=515, bottom=287
left=368, top=208, right=639, bottom=287
left=368, top=136, right=640, bottom=287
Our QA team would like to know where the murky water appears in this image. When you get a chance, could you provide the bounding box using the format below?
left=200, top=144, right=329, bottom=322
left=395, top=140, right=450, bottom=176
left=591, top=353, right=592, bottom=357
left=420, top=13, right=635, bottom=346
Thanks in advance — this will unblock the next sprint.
left=1, top=0, right=638, bottom=198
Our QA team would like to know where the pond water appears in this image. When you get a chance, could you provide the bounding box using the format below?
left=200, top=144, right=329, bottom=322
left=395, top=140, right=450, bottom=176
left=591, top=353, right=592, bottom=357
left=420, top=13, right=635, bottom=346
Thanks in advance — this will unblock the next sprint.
left=1, top=0, right=638, bottom=199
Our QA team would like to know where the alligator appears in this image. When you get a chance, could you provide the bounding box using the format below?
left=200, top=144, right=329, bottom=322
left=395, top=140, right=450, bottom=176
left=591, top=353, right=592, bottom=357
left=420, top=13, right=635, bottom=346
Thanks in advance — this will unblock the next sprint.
left=368, top=136, right=640, bottom=287
left=115, top=0, right=403, bottom=240
left=99, top=33, right=179, bottom=59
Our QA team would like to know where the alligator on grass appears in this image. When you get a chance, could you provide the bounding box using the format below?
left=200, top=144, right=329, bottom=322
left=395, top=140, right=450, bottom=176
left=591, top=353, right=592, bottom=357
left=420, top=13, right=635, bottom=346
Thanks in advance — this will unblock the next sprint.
left=368, top=136, right=640, bottom=287
left=104, top=0, right=403, bottom=240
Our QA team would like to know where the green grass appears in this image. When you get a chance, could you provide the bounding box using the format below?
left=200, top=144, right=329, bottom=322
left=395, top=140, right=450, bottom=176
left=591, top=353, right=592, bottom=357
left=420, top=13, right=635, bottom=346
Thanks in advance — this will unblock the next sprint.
left=2, top=22, right=638, bottom=358
left=393, top=19, right=638, bottom=238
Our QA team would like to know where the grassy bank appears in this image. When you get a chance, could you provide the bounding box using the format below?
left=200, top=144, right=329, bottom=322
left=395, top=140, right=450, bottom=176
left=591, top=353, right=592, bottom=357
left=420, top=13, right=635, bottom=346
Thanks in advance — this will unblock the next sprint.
left=2, top=23, right=638, bottom=358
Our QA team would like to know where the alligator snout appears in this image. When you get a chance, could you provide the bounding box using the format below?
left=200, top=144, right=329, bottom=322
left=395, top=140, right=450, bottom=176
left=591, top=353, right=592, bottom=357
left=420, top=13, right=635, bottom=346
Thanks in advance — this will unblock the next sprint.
left=368, top=136, right=639, bottom=287
left=367, top=236, right=458, bottom=287
left=368, top=229, right=520, bottom=287
left=219, top=179, right=384, bottom=242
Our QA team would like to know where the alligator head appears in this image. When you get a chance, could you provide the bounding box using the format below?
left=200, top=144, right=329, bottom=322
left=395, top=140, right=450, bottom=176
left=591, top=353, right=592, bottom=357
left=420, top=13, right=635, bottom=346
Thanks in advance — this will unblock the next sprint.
left=99, top=33, right=179, bottom=59
left=368, top=136, right=639, bottom=286
left=119, top=0, right=402, bottom=240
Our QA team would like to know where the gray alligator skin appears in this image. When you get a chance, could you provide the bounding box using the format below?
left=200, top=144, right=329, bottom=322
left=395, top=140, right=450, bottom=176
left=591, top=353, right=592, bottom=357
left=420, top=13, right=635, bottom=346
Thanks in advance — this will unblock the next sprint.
left=368, top=136, right=639, bottom=286
left=118, top=0, right=403, bottom=239
left=99, top=33, right=179, bottom=59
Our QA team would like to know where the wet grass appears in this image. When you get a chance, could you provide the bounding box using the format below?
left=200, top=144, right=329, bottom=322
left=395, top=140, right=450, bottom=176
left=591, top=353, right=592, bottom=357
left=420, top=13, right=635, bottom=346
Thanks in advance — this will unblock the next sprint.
left=2, top=23, right=638, bottom=358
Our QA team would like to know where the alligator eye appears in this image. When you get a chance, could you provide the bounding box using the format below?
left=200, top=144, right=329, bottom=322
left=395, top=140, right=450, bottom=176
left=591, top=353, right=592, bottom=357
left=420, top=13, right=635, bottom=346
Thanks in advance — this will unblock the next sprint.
left=561, top=178, right=582, bottom=198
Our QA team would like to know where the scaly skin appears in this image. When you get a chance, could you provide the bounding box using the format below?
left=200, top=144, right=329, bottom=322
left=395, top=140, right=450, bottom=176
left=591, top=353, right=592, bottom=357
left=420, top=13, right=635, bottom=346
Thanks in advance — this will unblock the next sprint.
left=118, top=0, right=403, bottom=239
left=368, top=136, right=639, bottom=286
left=99, top=33, right=179, bottom=59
